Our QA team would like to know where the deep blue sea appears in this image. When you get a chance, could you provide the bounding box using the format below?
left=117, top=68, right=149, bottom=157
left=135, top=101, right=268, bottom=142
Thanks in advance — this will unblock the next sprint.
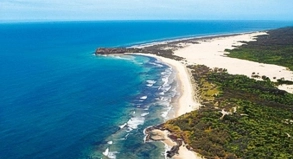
left=1, top=20, right=293, bottom=159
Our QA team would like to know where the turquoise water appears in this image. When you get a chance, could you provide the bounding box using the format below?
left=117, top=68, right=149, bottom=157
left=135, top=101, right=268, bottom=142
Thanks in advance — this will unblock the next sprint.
left=1, top=21, right=293, bottom=159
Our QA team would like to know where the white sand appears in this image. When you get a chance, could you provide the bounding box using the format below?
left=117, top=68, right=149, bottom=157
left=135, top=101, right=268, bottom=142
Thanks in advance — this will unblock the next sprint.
left=133, top=53, right=203, bottom=159
left=133, top=53, right=200, bottom=117
left=134, top=31, right=293, bottom=159
left=173, top=145, right=204, bottom=159
left=278, top=85, right=293, bottom=94
left=148, top=129, right=204, bottom=159
left=174, top=32, right=293, bottom=93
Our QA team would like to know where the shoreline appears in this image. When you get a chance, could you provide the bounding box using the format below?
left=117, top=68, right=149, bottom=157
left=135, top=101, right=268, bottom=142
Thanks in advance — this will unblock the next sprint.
left=128, top=30, right=267, bottom=49
left=135, top=31, right=293, bottom=159
left=131, top=53, right=204, bottom=159
left=98, top=29, right=293, bottom=159
left=133, top=53, right=200, bottom=117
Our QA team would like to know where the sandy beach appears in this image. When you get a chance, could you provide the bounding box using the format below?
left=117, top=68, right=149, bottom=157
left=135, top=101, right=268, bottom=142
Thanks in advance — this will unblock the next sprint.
left=135, top=53, right=200, bottom=117
left=138, top=31, right=293, bottom=159
left=134, top=53, right=204, bottom=159
left=173, top=32, right=293, bottom=93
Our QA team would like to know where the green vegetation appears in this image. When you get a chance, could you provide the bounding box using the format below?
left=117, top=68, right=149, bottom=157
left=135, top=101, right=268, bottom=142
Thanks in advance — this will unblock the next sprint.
left=226, top=27, right=293, bottom=70
left=163, top=65, right=293, bottom=159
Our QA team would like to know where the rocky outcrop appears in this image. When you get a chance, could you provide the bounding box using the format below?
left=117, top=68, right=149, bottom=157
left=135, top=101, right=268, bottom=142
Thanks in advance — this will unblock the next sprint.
left=144, top=125, right=183, bottom=158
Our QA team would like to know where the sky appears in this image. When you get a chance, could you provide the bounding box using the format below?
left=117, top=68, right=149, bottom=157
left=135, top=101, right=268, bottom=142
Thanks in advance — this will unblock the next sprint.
left=1, top=0, right=293, bottom=22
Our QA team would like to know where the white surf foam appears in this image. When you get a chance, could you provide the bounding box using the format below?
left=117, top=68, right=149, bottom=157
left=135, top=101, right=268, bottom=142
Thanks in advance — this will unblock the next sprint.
left=107, top=141, right=113, bottom=145
left=146, top=84, right=153, bottom=87
left=103, top=147, right=118, bottom=159
left=149, top=62, right=164, bottom=67
left=119, top=123, right=127, bottom=129
left=159, top=97, right=170, bottom=102
left=161, top=68, right=172, bottom=87
left=141, top=112, right=149, bottom=117
left=161, top=85, right=171, bottom=92
left=107, top=151, right=118, bottom=159
left=146, top=80, right=157, bottom=87
left=161, top=106, right=172, bottom=118
left=127, top=116, right=145, bottom=130
left=140, top=96, right=148, bottom=100
left=143, top=127, right=152, bottom=143
left=161, top=78, right=169, bottom=88
left=147, top=80, right=156, bottom=84
left=103, top=148, right=109, bottom=156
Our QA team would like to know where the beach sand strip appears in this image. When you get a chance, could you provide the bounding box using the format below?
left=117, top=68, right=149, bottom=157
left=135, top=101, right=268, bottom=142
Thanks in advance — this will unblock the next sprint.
left=138, top=31, right=293, bottom=159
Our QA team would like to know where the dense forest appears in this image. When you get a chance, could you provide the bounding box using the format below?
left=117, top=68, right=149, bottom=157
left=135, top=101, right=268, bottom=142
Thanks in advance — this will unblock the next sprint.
left=226, top=27, right=293, bottom=70
left=163, top=65, right=293, bottom=158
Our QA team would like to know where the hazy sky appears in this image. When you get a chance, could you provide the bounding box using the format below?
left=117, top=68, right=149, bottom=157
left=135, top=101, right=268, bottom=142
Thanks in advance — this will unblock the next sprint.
left=1, top=0, right=293, bottom=21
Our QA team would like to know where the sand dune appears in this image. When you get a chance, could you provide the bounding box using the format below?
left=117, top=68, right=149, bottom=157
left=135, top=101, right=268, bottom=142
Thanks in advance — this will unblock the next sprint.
left=174, top=32, right=293, bottom=93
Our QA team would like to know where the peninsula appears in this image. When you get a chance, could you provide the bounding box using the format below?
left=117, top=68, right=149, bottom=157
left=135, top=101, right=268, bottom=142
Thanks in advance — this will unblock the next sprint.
left=95, top=27, right=293, bottom=159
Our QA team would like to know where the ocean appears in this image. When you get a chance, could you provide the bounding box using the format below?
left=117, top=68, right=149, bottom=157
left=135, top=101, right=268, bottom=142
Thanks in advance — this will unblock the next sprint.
left=0, top=20, right=293, bottom=159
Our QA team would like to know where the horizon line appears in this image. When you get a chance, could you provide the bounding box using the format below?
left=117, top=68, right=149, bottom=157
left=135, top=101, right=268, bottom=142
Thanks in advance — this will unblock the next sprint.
left=1, top=19, right=293, bottom=24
